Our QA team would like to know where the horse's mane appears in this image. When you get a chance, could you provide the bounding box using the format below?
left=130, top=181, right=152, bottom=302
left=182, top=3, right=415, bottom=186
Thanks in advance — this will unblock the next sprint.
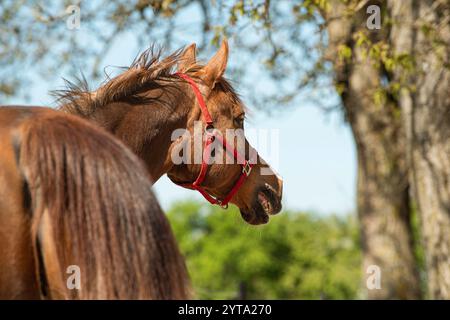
left=53, top=45, right=242, bottom=116
left=54, top=45, right=184, bottom=116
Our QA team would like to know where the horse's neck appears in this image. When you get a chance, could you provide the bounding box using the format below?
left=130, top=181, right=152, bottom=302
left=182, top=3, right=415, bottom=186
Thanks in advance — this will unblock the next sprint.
left=87, top=99, right=191, bottom=182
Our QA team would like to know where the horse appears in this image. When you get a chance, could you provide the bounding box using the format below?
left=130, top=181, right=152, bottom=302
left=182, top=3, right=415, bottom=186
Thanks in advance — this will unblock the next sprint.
left=57, top=39, right=283, bottom=225
left=0, top=106, right=190, bottom=299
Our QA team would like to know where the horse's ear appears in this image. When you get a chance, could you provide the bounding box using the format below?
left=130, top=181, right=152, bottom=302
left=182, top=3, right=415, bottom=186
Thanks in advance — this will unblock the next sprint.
left=202, top=39, right=228, bottom=88
left=177, top=43, right=197, bottom=72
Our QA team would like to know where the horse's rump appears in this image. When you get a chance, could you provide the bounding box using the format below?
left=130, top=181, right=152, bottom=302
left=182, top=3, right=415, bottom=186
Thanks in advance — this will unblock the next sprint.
left=14, top=107, right=190, bottom=299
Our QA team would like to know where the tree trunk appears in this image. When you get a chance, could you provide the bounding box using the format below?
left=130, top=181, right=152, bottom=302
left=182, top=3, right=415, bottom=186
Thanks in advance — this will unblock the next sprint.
left=324, top=0, right=422, bottom=299
left=346, top=45, right=421, bottom=299
left=393, top=0, right=450, bottom=299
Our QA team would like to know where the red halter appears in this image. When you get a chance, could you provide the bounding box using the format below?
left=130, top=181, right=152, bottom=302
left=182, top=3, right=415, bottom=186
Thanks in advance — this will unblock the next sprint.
left=175, top=72, right=253, bottom=208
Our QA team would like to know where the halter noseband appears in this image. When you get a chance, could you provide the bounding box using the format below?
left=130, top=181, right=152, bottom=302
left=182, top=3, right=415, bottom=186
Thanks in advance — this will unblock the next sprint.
left=175, top=72, right=253, bottom=209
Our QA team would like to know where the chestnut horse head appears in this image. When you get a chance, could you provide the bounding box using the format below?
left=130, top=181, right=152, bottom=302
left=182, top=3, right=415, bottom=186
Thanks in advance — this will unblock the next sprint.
left=167, top=41, right=283, bottom=224
left=58, top=40, right=283, bottom=225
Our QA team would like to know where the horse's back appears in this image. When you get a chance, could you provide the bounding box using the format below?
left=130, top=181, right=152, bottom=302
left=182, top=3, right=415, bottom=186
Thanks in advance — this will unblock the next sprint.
left=0, top=105, right=52, bottom=124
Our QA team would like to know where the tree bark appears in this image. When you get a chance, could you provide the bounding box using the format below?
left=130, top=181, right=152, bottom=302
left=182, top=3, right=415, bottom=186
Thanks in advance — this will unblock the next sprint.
left=324, top=0, right=422, bottom=299
left=393, top=0, right=450, bottom=299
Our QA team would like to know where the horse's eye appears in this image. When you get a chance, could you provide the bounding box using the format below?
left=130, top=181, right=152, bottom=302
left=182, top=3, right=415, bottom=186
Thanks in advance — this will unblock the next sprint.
left=234, top=115, right=245, bottom=128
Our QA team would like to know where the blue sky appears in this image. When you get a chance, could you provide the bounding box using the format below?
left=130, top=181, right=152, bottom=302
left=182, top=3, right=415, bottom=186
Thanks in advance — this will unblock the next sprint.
left=6, top=5, right=357, bottom=215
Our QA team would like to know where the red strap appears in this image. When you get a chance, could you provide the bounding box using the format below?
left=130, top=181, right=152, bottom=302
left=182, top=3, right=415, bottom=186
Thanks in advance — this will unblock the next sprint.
left=176, top=72, right=213, bottom=125
left=193, top=133, right=214, bottom=186
left=215, top=134, right=247, bottom=165
left=220, top=168, right=250, bottom=204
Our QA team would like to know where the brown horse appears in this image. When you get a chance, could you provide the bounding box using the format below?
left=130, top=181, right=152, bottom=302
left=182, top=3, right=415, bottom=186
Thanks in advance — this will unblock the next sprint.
left=57, top=40, right=283, bottom=225
left=0, top=106, right=190, bottom=299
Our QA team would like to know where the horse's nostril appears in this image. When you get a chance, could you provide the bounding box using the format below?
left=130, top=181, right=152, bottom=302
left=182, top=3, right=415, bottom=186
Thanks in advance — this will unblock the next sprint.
left=264, top=183, right=280, bottom=198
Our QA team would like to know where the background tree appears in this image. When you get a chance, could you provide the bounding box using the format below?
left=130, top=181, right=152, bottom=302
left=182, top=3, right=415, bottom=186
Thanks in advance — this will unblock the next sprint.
left=1, top=0, right=449, bottom=299
left=318, top=0, right=420, bottom=299
left=390, top=0, right=450, bottom=298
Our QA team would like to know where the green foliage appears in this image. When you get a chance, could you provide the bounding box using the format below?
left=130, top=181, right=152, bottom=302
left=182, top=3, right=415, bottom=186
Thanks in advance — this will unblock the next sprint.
left=352, top=29, right=418, bottom=105
left=338, top=44, right=352, bottom=62
left=167, top=200, right=361, bottom=299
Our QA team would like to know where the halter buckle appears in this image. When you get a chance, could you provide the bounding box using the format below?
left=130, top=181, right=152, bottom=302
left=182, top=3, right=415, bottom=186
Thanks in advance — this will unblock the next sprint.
left=217, top=200, right=229, bottom=209
left=242, top=161, right=252, bottom=176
